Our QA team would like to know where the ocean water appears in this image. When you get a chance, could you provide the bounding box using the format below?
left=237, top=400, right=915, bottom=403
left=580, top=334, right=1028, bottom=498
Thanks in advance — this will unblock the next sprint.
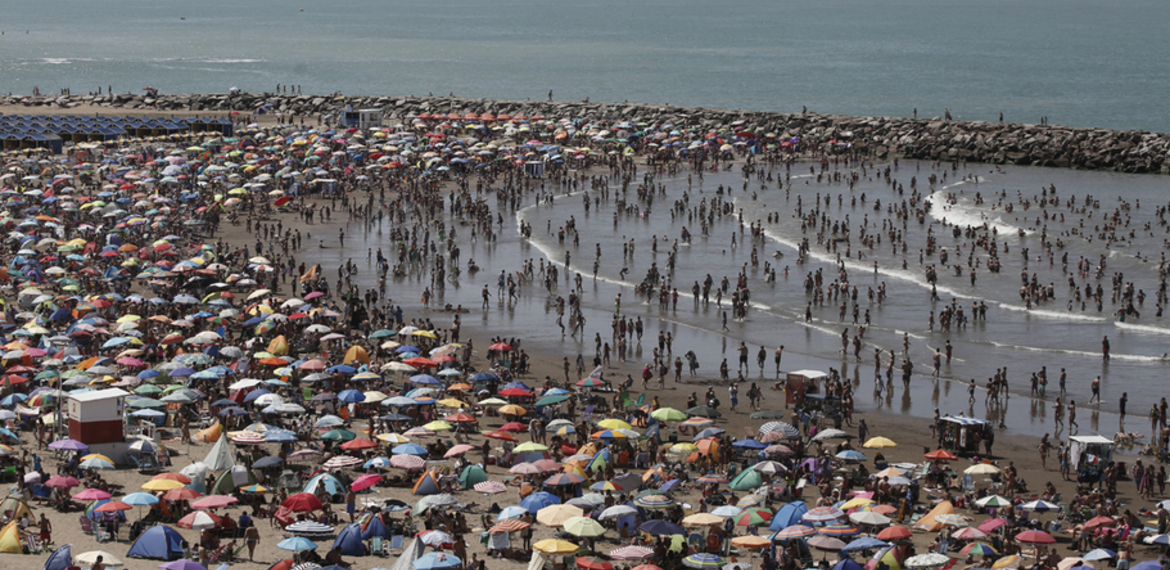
left=3, top=0, right=1170, bottom=132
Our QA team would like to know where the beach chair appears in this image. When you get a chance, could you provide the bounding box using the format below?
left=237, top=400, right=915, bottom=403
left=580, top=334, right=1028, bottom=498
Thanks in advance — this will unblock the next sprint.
left=94, top=525, right=112, bottom=543
left=388, top=535, right=405, bottom=553
left=116, top=525, right=131, bottom=542
left=78, top=515, right=94, bottom=535
left=371, top=536, right=384, bottom=556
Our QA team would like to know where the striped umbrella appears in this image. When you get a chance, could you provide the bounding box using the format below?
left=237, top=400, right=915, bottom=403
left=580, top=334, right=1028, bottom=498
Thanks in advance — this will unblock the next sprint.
left=991, top=556, right=1021, bottom=569
left=474, top=481, right=507, bottom=495
left=802, top=506, right=845, bottom=523
left=960, top=542, right=998, bottom=556
left=774, top=524, right=817, bottom=539
left=609, top=546, right=654, bottom=561
left=545, top=473, right=586, bottom=486
left=818, top=524, right=861, bottom=536
left=489, top=519, right=531, bottom=533
left=389, top=454, right=426, bottom=470
left=634, top=495, right=675, bottom=509
left=323, top=455, right=362, bottom=470
left=733, top=507, right=774, bottom=526
left=696, top=473, right=729, bottom=484
left=683, top=554, right=724, bottom=569
left=736, top=487, right=769, bottom=507
left=952, top=527, right=987, bottom=540
left=758, top=421, right=800, bottom=438
left=937, top=514, right=968, bottom=527
left=231, top=432, right=265, bottom=444
left=590, top=430, right=626, bottom=440
left=590, top=481, right=623, bottom=491
left=680, top=417, right=714, bottom=428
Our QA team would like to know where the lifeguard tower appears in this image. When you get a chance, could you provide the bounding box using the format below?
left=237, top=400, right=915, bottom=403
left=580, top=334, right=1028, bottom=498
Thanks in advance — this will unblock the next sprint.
left=67, top=388, right=133, bottom=461
left=340, top=107, right=383, bottom=130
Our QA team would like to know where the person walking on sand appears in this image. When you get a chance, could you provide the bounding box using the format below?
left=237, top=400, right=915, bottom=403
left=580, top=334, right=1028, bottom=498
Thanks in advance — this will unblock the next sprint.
left=244, top=524, right=260, bottom=561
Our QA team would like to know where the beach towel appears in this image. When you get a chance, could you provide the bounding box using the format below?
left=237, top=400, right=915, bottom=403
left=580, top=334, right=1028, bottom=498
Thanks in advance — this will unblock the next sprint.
left=489, top=531, right=510, bottom=551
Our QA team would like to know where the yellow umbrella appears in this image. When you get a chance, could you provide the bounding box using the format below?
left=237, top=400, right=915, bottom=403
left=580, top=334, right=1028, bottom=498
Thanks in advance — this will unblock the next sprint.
left=682, top=513, right=726, bottom=526
left=533, top=539, right=579, bottom=555
left=437, top=398, right=467, bottom=408
left=863, top=437, right=897, bottom=449
left=597, top=419, right=632, bottom=430
left=669, top=442, right=698, bottom=454
left=411, top=330, right=438, bottom=339
left=840, top=497, right=875, bottom=511
left=141, top=479, right=184, bottom=491
left=537, top=504, right=584, bottom=527
left=423, top=421, right=453, bottom=432
left=80, top=453, right=114, bottom=464
left=376, top=433, right=410, bottom=444
left=514, top=442, right=549, bottom=453
left=499, top=404, right=527, bottom=416
left=965, top=463, right=1001, bottom=475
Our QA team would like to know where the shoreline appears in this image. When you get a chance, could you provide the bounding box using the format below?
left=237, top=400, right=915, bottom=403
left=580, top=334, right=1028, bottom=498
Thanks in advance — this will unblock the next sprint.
left=4, top=93, right=1170, bottom=173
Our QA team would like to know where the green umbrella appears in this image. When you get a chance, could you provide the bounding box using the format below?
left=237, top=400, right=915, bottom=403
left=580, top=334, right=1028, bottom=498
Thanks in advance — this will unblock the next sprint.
left=128, top=397, right=165, bottom=409
left=320, top=429, right=356, bottom=442
left=134, top=385, right=163, bottom=396
left=535, top=394, right=570, bottom=407
left=650, top=407, right=687, bottom=422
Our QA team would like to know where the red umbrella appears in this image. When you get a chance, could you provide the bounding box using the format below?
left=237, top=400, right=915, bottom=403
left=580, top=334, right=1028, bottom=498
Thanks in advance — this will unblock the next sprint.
left=45, top=475, right=80, bottom=488
left=978, top=518, right=1009, bottom=533
left=923, top=449, right=958, bottom=461
left=283, top=493, right=324, bottom=512
left=403, top=357, right=437, bottom=368
left=163, top=487, right=202, bottom=501
left=190, top=495, right=239, bottom=510
left=1014, top=530, right=1055, bottom=544
left=178, top=510, right=224, bottom=530
left=577, top=557, right=614, bottom=570
left=351, top=474, right=382, bottom=492
left=489, top=342, right=514, bottom=352
left=632, top=565, right=663, bottom=570
left=484, top=431, right=517, bottom=442
left=499, top=388, right=533, bottom=398
left=340, top=438, right=379, bottom=451
left=1083, top=516, right=1116, bottom=530
left=443, top=413, right=476, bottom=424
left=876, top=525, right=912, bottom=540
left=499, top=422, right=525, bottom=432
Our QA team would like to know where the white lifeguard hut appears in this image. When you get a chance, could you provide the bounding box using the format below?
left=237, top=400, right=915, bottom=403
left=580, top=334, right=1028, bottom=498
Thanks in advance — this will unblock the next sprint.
left=67, top=388, right=131, bottom=460
left=340, top=107, right=383, bottom=130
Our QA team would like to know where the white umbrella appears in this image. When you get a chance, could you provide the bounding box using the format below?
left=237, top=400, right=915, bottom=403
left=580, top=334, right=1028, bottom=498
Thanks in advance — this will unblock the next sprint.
left=76, top=551, right=124, bottom=566
left=905, top=554, right=952, bottom=569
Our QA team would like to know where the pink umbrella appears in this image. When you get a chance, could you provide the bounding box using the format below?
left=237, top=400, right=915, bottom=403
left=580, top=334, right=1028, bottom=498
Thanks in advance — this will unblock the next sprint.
left=190, top=495, right=239, bottom=510
left=389, top=454, right=425, bottom=470
left=304, top=292, right=325, bottom=300
left=978, top=518, right=1009, bottom=533
left=351, top=474, right=382, bottom=492
left=45, top=475, right=81, bottom=488
left=73, top=488, right=112, bottom=501
left=509, top=462, right=542, bottom=475
left=609, top=546, right=654, bottom=561
left=1015, top=530, right=1055, bottom=544
left=299, top=359, right=326, bottom=371
left=116, top=357, right=146, bottom=368
left=443, top=444, right=476, bottom=458
left=953, top=527, right=988, bottom=540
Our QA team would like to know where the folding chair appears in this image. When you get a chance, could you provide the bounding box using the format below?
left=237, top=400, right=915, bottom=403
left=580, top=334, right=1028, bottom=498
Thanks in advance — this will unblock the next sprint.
left=388, top=534, right=405, bottom=553
left=371, top=536, right=384, bottom=556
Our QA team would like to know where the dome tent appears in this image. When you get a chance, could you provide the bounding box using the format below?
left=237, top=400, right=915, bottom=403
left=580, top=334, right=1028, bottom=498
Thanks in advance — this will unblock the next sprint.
left=127, top=524, right=186, bottom=560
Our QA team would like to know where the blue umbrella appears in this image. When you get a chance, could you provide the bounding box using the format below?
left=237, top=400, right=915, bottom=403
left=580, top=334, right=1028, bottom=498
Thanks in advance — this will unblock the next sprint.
left=243, top=389, right=272, bottom=403
left=497, top=505, right=530, bottom=520
left=337, top=390, right=366, bottom=403
left=841, top=537, right=890, bottom=552
left=732, top=439, right=766, bottom=450
left=1083, top=549, right=1117, bottom=562
left=277, top=536, right=318, bottom=551
left=836, top=450, right=867, bottom=462
left=414, top=552, right=463, bottom=570
left=410, top=374, right=441, bottom=386
left=693, top=427, right=725, bottom=441
left=640, top=519, right=685, bottom=535
left=123, top=492, right=160, bottom=506
left=396, top=346, right=421, bottom=354
left=391, top=443, right=428, bottom=456
left=328, top=364, right=356, bottom=375
left=520, top=491, right=560, bottom=513
left=469, top=372, right=498, bottom=382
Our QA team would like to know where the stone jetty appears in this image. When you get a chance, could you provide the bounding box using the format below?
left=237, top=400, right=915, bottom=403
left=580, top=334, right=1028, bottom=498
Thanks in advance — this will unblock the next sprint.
left=5, top=92, right=1169, bottom=173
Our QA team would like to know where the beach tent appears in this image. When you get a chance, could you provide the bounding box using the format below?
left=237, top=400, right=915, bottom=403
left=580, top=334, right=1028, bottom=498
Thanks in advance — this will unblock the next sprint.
left=912, top=501, right=955, bottom=533
left=459, top=465, right=487, bottom=489
left=864, top=546, right=903, bottom=570
left=267, top=336, right=289, bottom=356
left=332, top=522, right=367, bottom=556
left=361, top=514, right=389, bottom=540
left=127, top=525, right=186, bottom=560
left=770, top=501, right=809, bottom=531
left=344, top=345, right=369, bottom=365
left=45, top=544, right=72, bottom=570
left=203, top=431, right=235, bottom=470
left=834, top=560, right=866, bottom=570
left=212, top=465, right=257, bottom=495
left=0, top=497, right=34, bottom=521
left=729, top=468, right=762, bottom=491
left=303, top=473, right=345, bottom=497
left=412, top=470, right=441, bottom=495
left=180, top=462, right=209, bottom=494
left=193, top=421, right=222, bottom=443
left=388, top=538, right=424, bottom=570
left=0, top=521, right=20, bottom=554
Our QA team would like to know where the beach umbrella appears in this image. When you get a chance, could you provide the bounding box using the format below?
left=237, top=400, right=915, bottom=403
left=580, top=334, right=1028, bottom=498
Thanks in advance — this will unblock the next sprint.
left=974, top=495, right=1012, bottom=509
left=159, top=560, right=208, bottom=570
left=178, top=511, right=223, bottom=530
left=960, top=543, right=998, bottom=556
left=634, top=494, right=675, bottom=509
left=774, top=525, right=817, bottom=539
left=1018, top=499, right=1059, bottom=512
left=733, top=508, right=774, bottom=527
left=803, top=506, right=845, bottom=523
left=682, top=513, right=726, bottom=526
left=190, top=495, right=238, bottom=510
left=283, top=493, right=324, bottom=512
left=563, top=516, right=606, bottom=537
left=74, top=488, right=112, bottom=501
left=924, top=449, right=958, bottom=461
left=876, top=525, right=912, bottom=540
left=123, top=492, right=160, bottom=506
left=1014, top=530, right=1055, bottom=544
left=992, top=556, right=1022, bottom=569
left=1082, top=549, right=1116, bottom=561
left=936, top=514, right=968, bottom=527
left=952, top=527, right=987, bottom=540
left=537, top=504, right=584, bottom=527
left=76, top=551, right=123, bottom=566
left=683, top=553, right=723, bottom=569
left=965, top=463, right=1001, bottom=475
left=650, top=407, right=686, bottom=422
left=862, top=436, right=897, bottom=448
left=413, top=552, right=462, bottom=570
left=732, top=535, right=773, bottom=549
left=808, top=535, right=847, bottom=551
left=598, top=505, right=637, bottom=520
left=533, top=539, right=580, bottom=555
left=905, top=554, right=951, bottom=569
left=497, top=506, right=530, bottom=521
left=609, top=546, right=655, bottom=561
left=841, top=537, right=890, bottom=552
left=276, top=537, right=318, bottom=551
